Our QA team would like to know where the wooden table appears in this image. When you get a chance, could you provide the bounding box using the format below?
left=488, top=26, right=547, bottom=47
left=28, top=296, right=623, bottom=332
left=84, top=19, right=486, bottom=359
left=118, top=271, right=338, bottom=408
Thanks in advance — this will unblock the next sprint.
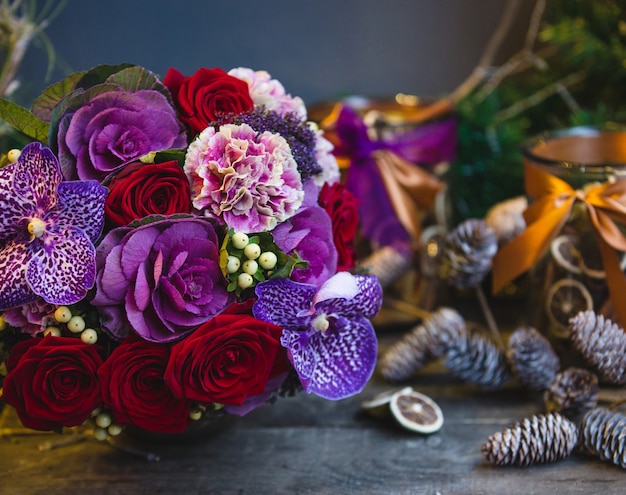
left=1, top=330, right=624, bottom=495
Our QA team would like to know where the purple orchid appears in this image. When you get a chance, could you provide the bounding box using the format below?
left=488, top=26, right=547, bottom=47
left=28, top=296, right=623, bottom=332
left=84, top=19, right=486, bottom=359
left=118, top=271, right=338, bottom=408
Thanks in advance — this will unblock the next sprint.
left=253, top=272, right=382, bottom=400
left=0, top=142, right=107, bottom=310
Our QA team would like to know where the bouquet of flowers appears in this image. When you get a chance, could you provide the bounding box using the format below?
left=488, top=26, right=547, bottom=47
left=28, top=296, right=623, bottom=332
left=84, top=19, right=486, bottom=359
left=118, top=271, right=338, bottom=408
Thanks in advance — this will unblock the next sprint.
left=0, top=63, right=382, bottom=439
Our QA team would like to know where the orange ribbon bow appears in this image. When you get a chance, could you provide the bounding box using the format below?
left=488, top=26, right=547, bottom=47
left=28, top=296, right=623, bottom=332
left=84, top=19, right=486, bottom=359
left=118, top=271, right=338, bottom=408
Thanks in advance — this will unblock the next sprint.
left=492, top=162, right=626, bottom=328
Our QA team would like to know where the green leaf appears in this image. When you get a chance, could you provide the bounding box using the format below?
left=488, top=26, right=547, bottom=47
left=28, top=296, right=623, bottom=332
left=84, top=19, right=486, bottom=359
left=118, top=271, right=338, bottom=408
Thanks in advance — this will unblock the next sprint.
left=31, top=71, right=86, bottom=122
left=0, top=98, right=50, bottom=143
left=75, top=63, right=136, bottom=90
left=154, top=148, right=187, bottom=167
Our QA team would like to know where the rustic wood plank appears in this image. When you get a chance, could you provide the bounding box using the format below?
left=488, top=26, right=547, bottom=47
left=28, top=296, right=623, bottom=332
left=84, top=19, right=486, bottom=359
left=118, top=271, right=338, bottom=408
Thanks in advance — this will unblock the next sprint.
left=1, top=333, right=625, bottom=495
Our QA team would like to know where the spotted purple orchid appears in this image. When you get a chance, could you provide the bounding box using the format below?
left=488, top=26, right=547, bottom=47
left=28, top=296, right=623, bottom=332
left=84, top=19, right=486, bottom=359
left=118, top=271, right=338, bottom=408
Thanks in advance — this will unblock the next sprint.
left=0, top=142, right=108, bottom=310
left=253, top=272, right=382, bottom=400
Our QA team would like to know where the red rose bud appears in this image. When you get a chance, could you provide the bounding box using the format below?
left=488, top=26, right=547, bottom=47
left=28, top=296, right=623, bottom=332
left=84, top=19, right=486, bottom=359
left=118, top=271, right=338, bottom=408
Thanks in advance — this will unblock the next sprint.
left=104, top=160, right=192, bottom=227
left=1, top=336, right=103, bottom=431
left=318, top=182, right=360, bottom=272
left=164, top=67, right=254, bottom=135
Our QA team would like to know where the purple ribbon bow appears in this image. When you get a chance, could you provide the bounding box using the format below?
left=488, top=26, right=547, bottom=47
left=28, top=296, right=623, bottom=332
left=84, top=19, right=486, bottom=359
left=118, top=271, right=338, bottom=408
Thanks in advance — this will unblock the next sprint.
left=336, top=104, right=457, bottom=253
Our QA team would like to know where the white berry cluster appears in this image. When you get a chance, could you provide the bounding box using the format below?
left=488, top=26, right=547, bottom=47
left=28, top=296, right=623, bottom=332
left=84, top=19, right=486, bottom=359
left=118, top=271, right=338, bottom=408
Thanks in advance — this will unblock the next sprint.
left=44, top=306, right=99, bottom=345
left=90, top=407, right=124, bottom=441
left=226, top=232, right=278, bottom=289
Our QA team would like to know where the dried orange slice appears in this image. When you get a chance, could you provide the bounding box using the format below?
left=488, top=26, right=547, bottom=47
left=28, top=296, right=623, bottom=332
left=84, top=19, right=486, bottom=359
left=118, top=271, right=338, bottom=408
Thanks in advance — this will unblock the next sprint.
left=389, top=388, right=443, bottom=434
left=360, top=386, right=413, bottom=418
left=550, top=235, right=582, bottom=275
left=545, top=278, right=593, bottom=337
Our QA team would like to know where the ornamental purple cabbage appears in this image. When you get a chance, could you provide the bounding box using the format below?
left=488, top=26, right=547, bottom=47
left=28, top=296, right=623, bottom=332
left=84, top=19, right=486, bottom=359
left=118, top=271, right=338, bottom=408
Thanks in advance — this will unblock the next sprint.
left=57, top=87, right=187, bottom=182
left=0, top=142, right=107, bottom=310
left=91, top=217, right=233, bottom=343
left=184, top=123, right=304, bottom=233
left=252, top=272, right=382, bottom=400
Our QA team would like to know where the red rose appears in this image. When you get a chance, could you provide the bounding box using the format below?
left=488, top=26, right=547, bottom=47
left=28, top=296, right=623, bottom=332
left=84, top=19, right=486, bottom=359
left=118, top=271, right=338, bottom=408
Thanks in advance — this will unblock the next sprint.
left=318, top=182, right=360, bottom=271
left=98, top=338, right=191, bottom=434
left=164, top=67, right=254, bottom=135
left=2, top=336, right=103, bottom=431
left=105, top=160, right=192, bottom=227
left=164, top=299, right=290, bottom=406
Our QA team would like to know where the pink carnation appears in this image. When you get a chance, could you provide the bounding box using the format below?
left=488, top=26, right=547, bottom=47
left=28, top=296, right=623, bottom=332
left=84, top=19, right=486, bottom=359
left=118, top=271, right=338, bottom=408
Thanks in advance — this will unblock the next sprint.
left=228, top=67, right=307, bottom=120
left=184, top=123, right=304, bottom=233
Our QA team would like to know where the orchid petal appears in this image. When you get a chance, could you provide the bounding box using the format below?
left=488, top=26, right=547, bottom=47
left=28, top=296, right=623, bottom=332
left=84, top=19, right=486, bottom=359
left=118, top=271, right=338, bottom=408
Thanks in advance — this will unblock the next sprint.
left=26, top=228, right=96, bottom=305
left=0, top=241, right=36, bottom=310
left=14, top=142, right=62, bottom=212
left=253, top=278, right=316, bottom=328
left=54, top=180, right=108, bottom=243
left=284, top=315, right=377, bottom=400
left=315, top=274, right=383, bottom=319
left=313, top=272, right=359, bottom=304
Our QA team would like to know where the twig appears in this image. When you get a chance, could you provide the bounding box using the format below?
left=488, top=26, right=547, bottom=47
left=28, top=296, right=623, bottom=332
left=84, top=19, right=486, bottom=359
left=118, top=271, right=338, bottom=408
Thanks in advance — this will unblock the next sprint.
left=493, top=70, right=587, bottom=124
left=38, top=434, right=87, bottom=451
left=449, top=0, right=522, bottom=104
left=474, top=284, right=504, bottom=348
left=106, top=437, right=161, bottom=462
left=383, top=297, right=430, bottom=321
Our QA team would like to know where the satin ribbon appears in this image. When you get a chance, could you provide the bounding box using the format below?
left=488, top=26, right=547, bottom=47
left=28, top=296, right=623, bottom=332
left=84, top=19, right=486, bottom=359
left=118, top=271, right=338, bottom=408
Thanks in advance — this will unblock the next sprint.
left=492, top=162, right=626, bottom=327
left=334, top=104, right=455, bottom=253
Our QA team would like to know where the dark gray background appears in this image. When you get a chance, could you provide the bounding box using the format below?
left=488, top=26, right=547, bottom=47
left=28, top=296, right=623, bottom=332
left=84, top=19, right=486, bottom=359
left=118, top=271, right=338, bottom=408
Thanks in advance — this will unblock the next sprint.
left=18, top=0, right=533, bottom=106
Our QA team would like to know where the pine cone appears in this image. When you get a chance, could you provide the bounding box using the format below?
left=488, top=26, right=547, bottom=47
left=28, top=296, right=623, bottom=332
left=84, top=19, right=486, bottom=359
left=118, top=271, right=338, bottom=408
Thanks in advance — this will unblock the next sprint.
left=544, top=367, right=599, bottom=418
left=569, top=311, right=626, bottom=385
left=379, top=307, right=466, bottom=383
left=482, top=412, right=579, bottom=466
left=358, top=246, right=413, bottom=289
left=580, top=407, right=626, bottom=469
left=443, top=325, right=511, bottom=390
left=438, top=219, right=497, bottom=290
left=506, top=326, right=560, bottom=390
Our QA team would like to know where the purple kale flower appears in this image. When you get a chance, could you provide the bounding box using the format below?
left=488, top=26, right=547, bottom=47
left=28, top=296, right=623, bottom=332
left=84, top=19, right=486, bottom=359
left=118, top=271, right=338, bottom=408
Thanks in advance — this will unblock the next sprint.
left=2, top=300, right=56, bottom=336
left=253, top=272, right=382, bottom=400
left=0, top=142, right=107, bottom=310
left=184, top=123, right=304, bottom=233
left=91, top=217, right=234, bottom=343
left=57, top=86, right=187, bottom=182
left=272, top=203, right=338, bottom=287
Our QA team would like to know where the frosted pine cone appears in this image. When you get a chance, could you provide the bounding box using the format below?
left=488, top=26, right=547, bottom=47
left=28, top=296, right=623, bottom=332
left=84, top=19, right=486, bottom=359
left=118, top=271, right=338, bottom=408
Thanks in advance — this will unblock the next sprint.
left=569, top=311, right=626, bottom=385
left=358, top=246, right=413, bottom=289
left=379, top=307, right=465, bottom=383
left=438, top=219, right=498, bottom=290
left=443, top=325, right=511, bottom=390
left=482, top=412, right=579, bottom=466
left=544, top=367, right=599, bottom=418
left=580, top=407, right=626, bottom=469
left=506, top=326, right=560, bottom=390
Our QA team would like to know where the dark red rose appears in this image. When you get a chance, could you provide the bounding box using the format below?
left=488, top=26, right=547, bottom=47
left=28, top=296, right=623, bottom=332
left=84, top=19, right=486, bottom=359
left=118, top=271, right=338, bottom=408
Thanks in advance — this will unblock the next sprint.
left=2, top=336, right=103, bottom=431
left=104, top=160, right=192, bottom=227
left=164, top=67, right=254, bottom=135
left=318, top=182, right=360, bottom=271
left=98, top=339, right=191, bottom=434
left=164, top=299, right=290, bottom=406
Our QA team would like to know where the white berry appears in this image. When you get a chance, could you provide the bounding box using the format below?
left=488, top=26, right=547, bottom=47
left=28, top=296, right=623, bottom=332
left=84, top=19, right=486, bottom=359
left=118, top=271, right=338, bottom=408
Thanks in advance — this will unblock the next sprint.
left=81, top=328, right=98, bottom=344
left=7, top=148, right=21, bottom=163
left=54, top=306, right=72, bottom=323
left=93, top=427, right=109, bottom=441
left=237, top=272, right=254, bottom=289
left=95, top=412, right=112, bottom=429
left=243, top=243, right=261, bottom=260
left=189, top=408, right=203, bottom=421
left=231, top=232, right=249, bottom=249
left=67, top=315, right=85, bottom=333
left=226, top=255, right=241, bottom=273
left=242, top=259, right=258, bottom=275
left=258, top=251, right=278, bottom=270
left=44, top=326, right=62, bottom=337
left=108, top=424, right=123, bottom=437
